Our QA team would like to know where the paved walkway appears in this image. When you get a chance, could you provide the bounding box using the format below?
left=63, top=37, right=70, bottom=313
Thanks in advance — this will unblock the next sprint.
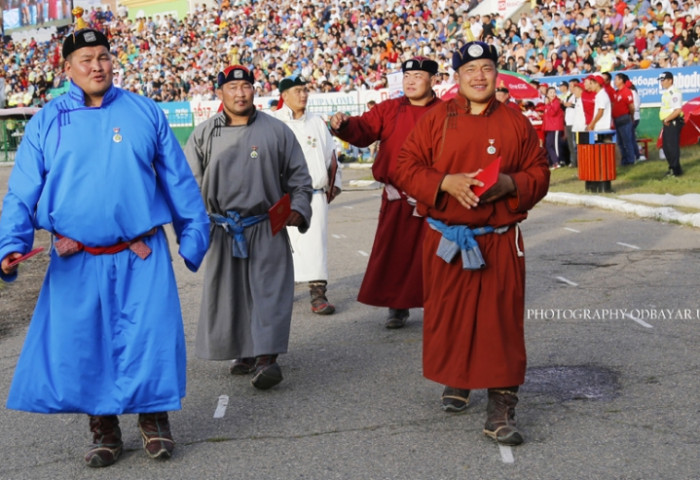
left=343, top=163, right=700, bottom=228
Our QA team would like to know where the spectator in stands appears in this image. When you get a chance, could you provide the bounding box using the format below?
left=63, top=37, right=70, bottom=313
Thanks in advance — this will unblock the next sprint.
left=543, top=86, right=567, bottom=168
left=571, top=80, right=588, bottom=149
left=560, top=80, right=579, bottom=166
left=523, top=101, right=545, bottom=147
left=0, top=70, right=6, bottom=108
left=629, top=80, right=646, bottom=161
left=611, top=72, right=637, bottom=165
left=3, top=0, right=699, bottom=105
left=586, top=75, right=612, bottom=133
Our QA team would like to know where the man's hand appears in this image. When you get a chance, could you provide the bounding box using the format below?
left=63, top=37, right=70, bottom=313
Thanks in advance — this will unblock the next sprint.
left=1, top=253, right=22, bottom=275
left=328, top=186, right=341, bottom=204
left=479, top=173, right=516, bottom=203
left=439, top=171, right=483, bottom=210
left=286, top=210, right=304, bottom=227
left=330, top=112, right=349, bottom=131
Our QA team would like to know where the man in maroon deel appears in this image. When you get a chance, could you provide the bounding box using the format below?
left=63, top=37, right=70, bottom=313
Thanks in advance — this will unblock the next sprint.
left=330, top=57, right=441, bottom=329
left=394, top=41, right=550, bottom=446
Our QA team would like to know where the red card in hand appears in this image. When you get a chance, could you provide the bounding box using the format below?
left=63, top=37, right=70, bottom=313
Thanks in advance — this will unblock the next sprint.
left=268, top=193, right=291, bottom=236
left=472, top=156, right=501, bottom=197
left=7, top=247, right=44, bottom=268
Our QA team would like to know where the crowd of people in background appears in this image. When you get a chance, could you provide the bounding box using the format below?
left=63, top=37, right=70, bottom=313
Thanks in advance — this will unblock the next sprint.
left=501, top=71, right=644, bottom=169
left=1, top=0, right=700, bottom=108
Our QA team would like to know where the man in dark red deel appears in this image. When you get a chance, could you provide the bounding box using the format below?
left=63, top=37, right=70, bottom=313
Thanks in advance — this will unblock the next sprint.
left=394, top=41, right=550, bottom=446
left=330, top=57, right=441, bottom=329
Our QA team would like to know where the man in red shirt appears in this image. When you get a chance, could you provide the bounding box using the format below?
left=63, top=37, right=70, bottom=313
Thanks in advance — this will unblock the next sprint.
left=394, top=41, right=550, bottom=446
left=611, top=72, right=637, bottom=165
left=581, top=76, right=597, bottom=126
left=601, top=72, right=617, bottom=109
left=543, top=86, right=566, bottom=168
left=330, top=57, right=441, bottom=329
left=633, top=28, right=647, bottom=53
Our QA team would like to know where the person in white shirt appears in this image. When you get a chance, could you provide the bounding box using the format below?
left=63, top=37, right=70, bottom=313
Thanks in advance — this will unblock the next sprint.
left=629, top=81, right=646, bottom=161
left=560, top=80, right=578, bottom=166
left=585, top=74, right=612, bottom=133
left=273, top=76, right=342, bottom=315
left=572, top=82, right=587, bottom=137
left=470, top=16, right=484, bottom=40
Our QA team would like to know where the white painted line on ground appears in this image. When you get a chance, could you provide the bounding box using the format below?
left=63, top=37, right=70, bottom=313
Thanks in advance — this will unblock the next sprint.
left=358, top=250, right=369, bottom=257
left=563, top=227, right=581, bottom=233
left=499, top=445, right=515, bottom=464
left=343, top=206, right=354, bottom=209
left=617, top=242, right=641, bottom=250
left=623, top=312, right=654, bottom=329
left=213, top=395, right=229, bottom=418
left=331, top=234, right=346, bottom=239
left=556, top=276, right=579, bottom=287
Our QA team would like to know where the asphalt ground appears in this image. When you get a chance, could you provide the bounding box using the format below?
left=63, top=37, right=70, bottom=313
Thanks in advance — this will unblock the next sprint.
left=0, top=164, right=699, bottom=479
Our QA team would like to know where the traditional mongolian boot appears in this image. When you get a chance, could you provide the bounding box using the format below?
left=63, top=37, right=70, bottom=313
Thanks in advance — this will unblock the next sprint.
left=309, top=280, right=335, bottom=315
left=85, top=415, right=123, bottom=468
left=441, top=386, right=471, bottom=413
left=483, top=388, right=524, bottom=446
left=229, top=357, right=256, bottom=375
left=138, top=412, right=175, bottom=459
left=385, top=308, right=409, bottom=329
left=251, top=354, right=283, bottom=390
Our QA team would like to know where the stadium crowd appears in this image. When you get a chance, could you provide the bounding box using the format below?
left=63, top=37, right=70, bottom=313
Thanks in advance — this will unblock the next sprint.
left=1, top=0, right=700, bottom=107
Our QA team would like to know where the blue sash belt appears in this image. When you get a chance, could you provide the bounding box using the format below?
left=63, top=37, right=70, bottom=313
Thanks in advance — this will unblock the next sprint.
left=211, top=210, right=269, bottom=258
left=427, top=217, right=509, bottom=270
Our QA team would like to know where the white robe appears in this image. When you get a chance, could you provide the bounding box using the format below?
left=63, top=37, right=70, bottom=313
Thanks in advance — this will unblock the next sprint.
left=273, top=105, right=342, bottom=282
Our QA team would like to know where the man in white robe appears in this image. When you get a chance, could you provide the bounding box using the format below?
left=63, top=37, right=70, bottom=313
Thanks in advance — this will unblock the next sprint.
left=272, top=76, right=342, bottom=315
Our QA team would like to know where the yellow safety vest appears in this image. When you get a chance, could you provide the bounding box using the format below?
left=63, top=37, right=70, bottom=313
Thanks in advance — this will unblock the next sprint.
left=659, top=86, right=682, bottom=120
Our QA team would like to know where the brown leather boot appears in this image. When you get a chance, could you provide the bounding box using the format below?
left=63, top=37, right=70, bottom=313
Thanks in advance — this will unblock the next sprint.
left=483, top=388, right=524, bottom=446
left=310, top=280, right=335, bottom=315
left=138, top=412, right=175, bottom=459
left=85, top=415, right=123, bottom=468
left=251, top=354, right=283, bottom=390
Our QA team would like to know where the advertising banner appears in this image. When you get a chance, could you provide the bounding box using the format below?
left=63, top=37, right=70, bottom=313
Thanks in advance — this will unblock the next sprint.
left=190, top=100, right=221, bottom=126
left=158, top=101, right=192, bottom=127
left=529, top=67, right=700, bottom=105
left=2, top=0, right=73, bottom=34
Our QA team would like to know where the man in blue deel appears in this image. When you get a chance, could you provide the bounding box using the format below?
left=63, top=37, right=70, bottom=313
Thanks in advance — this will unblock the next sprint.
left=0, top=29, right=210, bottom=468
